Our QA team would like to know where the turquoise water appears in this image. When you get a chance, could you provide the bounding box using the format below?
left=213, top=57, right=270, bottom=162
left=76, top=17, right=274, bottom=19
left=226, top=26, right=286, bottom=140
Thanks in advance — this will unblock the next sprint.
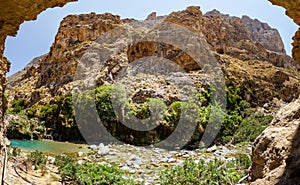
left=10, top=139, right=89, bottom=155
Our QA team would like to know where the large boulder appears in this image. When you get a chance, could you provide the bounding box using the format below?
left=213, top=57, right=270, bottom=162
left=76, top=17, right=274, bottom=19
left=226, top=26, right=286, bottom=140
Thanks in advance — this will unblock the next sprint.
left=251, top=98, right=300, bottom=184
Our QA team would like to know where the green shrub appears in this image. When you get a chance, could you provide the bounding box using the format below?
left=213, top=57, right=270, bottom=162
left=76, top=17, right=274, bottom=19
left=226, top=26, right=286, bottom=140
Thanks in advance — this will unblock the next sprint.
left=160, top=157, right=248, bottom=185
left=226, top=86, right=242, bottom=110
left=54, top=154, right=75, bottom=170
left=229, top=112, right=273, bottom=143
left=55, top=154, right=141, bottom=185
left=234, top=153, right=252, bottom=170
left=8, top=146, right=21, bottom=159
left=94, top=85, right=117, bottom=122
left=27, top=150, right=47, bottom=169
left=11, top=98, right=25, bottom=113
left=26, top=107, right=37, bottom=118
left=220, top=110, right=243, bottom=143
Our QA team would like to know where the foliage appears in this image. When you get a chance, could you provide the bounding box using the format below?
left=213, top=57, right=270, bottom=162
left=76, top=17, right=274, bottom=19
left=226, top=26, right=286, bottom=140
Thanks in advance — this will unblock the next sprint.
left=27, top=150, right=47, bottom=170
left=7, top=146, right=21, bottom=159
left=234, top=153, right=252, bottom=170
left=55, top=154, right=141, bottom=185
left=160, top=156, right=250, bottom=185
left=226, top=86, right=242, bottom=110
left=228, top=112, right=273, bottom=143
left=218, top=86, right=273, bottom=144
left=10, top=98, right=25, bottom=114
left=6, top=112, right=44, bottom=139
left=94, top=85, right=117, bottom=122
left=7, top=83, right=273, bottom=145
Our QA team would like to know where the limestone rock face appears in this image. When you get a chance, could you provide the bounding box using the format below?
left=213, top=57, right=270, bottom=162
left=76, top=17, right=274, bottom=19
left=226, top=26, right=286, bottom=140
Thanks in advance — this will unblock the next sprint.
left=0, top=0, right=76, bottom=179
left=292, top=28, right=300, bottom=67
left=202, top=9, right=296, bottom=68
left=6, top=6, right=299, bottom=109
left=0, top=0, right=300, bottom=181
left=249, top=1, right=300, bottom=183
left=35, top=13, right=122, bottom=93
left=269, top=0, right=300, bottom=65
left=251, top=100, right=300, bottom=184
left=241, top=15, right=286, bottom=54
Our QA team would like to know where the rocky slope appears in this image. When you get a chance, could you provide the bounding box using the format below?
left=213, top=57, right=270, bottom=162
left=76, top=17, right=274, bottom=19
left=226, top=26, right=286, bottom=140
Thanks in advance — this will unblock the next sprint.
left=6, top=7, right=299, bottom=108
left=0, top=0, right=300, bottom=184
left=269, top=0, right=300, bottom=64
left=249, top=1, right=300, bottom=184
left=3, top=6, right=299, bottom=152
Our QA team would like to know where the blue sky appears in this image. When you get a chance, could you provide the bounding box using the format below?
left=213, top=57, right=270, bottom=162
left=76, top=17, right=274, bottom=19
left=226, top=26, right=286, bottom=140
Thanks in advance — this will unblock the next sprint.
left=4, top=0, right=298, bottom=75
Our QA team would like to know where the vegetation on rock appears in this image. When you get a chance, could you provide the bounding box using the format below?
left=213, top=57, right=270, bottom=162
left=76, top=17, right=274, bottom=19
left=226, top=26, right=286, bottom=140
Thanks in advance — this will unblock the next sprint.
left=6, top=83, right=273, bottom=147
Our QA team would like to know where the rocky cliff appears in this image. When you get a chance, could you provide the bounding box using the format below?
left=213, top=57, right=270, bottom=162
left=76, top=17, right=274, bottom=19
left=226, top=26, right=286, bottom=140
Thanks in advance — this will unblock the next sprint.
left=241, top=15, right=286, bottom=54
left=0, top=0, right=76, bottom=180
left=249, top=1, right=300, bottom=184
left=251, top=99, right=300, bottom=184
left=1, top=0, right=300, bottom=184
left=269, top=0, right=300, bottom=67
left=6, top=7, right=299, bottom=109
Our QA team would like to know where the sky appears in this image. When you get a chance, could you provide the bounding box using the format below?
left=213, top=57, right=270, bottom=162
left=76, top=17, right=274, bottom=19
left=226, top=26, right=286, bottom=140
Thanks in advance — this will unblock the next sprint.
left=4, top=0, right=298, bottom=76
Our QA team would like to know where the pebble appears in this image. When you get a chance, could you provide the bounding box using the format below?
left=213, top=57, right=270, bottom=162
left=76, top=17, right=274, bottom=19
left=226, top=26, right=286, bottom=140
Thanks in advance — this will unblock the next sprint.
left=77, top=160, right=84, bottom=165
left=78, top=151, right=83, bottom=157
left=121, top=165, right=133, bottom=171
left=207, top=145, right=218, bottom=153
left=89, top=144, right=97, bottom=151
left=182, top=154, right=190, bottom=158
left=48, top=156, right=55, bottom=164
left=167, top=158, right=176, bottom=163
left=98, top=143, right=110, bottom=156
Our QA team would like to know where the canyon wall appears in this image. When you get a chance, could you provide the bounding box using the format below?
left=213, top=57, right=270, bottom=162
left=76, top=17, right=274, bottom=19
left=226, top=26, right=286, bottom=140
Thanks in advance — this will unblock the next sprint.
left=250, top=1, right=300, bottom=184
left=0, top=0, right=76, bottom=180
left=0, top=0, right=76, bottom=141
left=0, top=1, right=300, bottom=184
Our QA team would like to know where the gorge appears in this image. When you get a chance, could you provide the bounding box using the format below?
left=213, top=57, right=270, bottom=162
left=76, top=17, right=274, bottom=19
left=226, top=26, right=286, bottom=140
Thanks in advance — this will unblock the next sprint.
left=0, top=1, right=300, bottom=184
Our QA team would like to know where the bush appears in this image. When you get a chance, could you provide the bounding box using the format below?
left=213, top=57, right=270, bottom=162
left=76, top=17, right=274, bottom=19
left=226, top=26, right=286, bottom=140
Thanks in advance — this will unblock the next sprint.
left=94, top=85, right=117, bottom=122
left=8, top=146, right=21, bottom=159
left=55, top=154, right=141, bottom=185
left=229, top=112, right=273, bottom=143
left=27, top=150, right=48, bottom=171
left=160, top=157, right=249, bottom=185
left=234, top=153, right=252, bottom=170
left=11, top=98, right=25, bottom=113
left=54, top=154, right=75, bottom=170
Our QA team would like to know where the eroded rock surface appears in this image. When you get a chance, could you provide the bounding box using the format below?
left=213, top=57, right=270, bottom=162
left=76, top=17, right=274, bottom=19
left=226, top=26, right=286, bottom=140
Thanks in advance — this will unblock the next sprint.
left=251, top=100, right=300, bottom=184
left=7, top=7, right=299, bottom=109
left=1, top=1, right=300, bottom=183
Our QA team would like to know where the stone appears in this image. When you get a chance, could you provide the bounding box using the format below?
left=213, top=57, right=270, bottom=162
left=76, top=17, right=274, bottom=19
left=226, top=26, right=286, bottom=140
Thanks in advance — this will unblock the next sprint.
left=121, top=165, right=132, bottom=171
left=98, top=143, right=110, bottom=156
left=207, top=145, right=218, bottom=153
left=167, top=158, right=176, bottom=163
left=89, top=144, right=97, bottom=151
left=251, top=99, right=300, bottom=184
left=78, top=151, right=83, bottom=157
left=48, top=156, right=56, bottom=164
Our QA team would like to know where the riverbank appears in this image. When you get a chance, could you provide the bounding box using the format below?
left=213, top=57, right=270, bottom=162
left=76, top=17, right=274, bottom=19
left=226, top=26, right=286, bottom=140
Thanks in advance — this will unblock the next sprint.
left=5, top=142, right=252, bottom=184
